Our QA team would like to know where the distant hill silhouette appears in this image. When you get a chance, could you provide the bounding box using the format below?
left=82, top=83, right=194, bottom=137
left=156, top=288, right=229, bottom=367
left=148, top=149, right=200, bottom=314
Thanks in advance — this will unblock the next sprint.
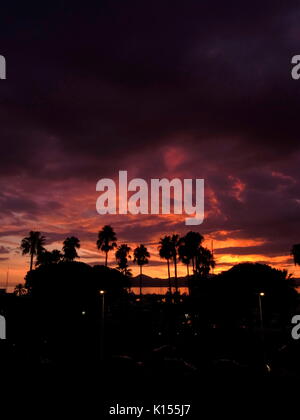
left=130, top=274, right=193, bottom=287
left=130, top=270, right=300, bottom=289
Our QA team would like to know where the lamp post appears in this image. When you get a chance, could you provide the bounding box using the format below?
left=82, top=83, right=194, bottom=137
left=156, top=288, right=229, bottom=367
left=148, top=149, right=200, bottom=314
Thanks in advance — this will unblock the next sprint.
left=258, top=292, right=264, bottom=330
left=258, top=292, right=270, bottom=372
left=99, top=290, right=105, bottom=361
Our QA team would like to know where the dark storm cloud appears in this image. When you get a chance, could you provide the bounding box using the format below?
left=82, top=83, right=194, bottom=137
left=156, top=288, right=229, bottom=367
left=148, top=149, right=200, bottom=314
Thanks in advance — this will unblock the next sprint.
left=0, top=192, right=63, bottom=218
left=0, top=0, right=300, bottom=264
left=1, top=0, right=300, bottom=177
left=0, top=193, right=38, bottom=213
left=116, top=217, right=180, bottom=243
left=0, top=246, right=9, bottom=254
left=43, top=230, right=98, bottom=245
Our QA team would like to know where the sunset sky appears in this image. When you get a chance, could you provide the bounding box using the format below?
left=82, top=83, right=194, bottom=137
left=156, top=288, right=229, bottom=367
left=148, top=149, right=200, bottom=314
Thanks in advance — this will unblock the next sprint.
left=1, top=1, right=300, bottom=289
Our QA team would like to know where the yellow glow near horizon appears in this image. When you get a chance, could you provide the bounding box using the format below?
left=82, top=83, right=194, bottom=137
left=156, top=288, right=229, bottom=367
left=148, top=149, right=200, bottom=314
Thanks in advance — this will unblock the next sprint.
left=1, top=230, right=299, bottom=291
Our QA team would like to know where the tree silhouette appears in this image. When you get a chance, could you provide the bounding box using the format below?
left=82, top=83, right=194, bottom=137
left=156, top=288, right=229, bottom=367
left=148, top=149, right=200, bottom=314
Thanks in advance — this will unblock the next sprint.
left=170, top=234, right=180, bottom=293
left=20, top=231, right=46, bottom=271
left=158, top=236, right=173, bottom=294
left=178, top=242, right=192, bottom=277
left=133, top=244, right=150, bottom=295
left=36, top=249, right=63, bottom=266
left=115, top=244, right=131, bottom=276
left=182, top=231, right=204, bottom=274
left=97, top=225, right=117, bottom=266
left=14, top=283, right=27, bottom=296
left=51, top=249, right=63, bottom=263
left=62, top=237, right=80, bottom=262
left=291, top=244, right=300, bottom=265
left=195, top=246, right=215, bottom=277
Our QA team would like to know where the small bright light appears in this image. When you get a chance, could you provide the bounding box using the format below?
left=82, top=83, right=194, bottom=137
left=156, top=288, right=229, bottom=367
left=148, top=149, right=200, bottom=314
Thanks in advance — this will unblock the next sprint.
left=82, top=311, right=86, bottom=315
left=99, top=290, right=105, bottom=294
left=260, top=292, right=265, bottom=296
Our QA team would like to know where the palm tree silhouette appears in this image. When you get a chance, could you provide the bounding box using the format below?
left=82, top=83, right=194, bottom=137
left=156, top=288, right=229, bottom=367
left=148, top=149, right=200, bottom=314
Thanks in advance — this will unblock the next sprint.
left=97, top=225, right=117, bottom=266
left=178, top=242, right=192, bottom=277
left=20, top=231, right=46, bottom=271
left=183, top=231, right=204, bottom=274
left=115, top=244, right=131, bottom=275
left=195, top=246, right=215, bottom=277
left=14, top=283, right=27, bottom=296
left=291, top=244, right=300, bottom=265
left=170, top=234, right=180, bottom=293
left=133, top=244, right=150, bottom=296
left=62, top=237, right=80, bottom=262
left=158, top=235, right=173, bottom=294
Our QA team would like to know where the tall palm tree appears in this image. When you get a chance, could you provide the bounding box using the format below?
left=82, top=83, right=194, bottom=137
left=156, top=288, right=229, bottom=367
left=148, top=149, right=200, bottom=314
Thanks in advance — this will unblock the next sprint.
left=170, top=234, right=180, bottom=293
left=133, top=244, right=150, bottom=296
left=20, top=231, right=46, bottom=271
left=179, top=246, right=192, bottom=295
left=291, top=244, right=300, bottom=265
left=97, top=225, right=117, bottom=266
left=62, top=237, right=80, bottom=262
left=158, top=236, right=173, bottom=294
left=115, top=244, right=131, bottom=275
left=178, top=242, right=192, bottom=277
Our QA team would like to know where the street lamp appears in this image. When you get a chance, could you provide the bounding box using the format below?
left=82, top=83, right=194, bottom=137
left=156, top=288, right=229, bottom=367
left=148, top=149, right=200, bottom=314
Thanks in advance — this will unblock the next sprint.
left=258, top=292, right=264, bottom=330
left=258, top=292, right=270, bottom=372
left=99, top=290, right=105, bottom=361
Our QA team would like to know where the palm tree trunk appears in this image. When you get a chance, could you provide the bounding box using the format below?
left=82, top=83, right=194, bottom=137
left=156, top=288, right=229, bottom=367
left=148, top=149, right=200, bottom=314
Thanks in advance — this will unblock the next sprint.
left=139, top=265, right=142, bottom=296
left=30, top=252, right=34, bottom=271
left=174, top=256, right=178, bottom=293
left=105, top=251, right=108, bottom=267
left=167, top=259, right=172, bottom=294
left=187, top=264, right=191, bottom=295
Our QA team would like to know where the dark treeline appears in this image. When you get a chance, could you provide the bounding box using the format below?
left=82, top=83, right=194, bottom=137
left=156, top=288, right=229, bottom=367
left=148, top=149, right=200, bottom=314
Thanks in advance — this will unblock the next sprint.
left=18, top=226, right=216, bottom=296
left=1, top=227, right=300, bottom=386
